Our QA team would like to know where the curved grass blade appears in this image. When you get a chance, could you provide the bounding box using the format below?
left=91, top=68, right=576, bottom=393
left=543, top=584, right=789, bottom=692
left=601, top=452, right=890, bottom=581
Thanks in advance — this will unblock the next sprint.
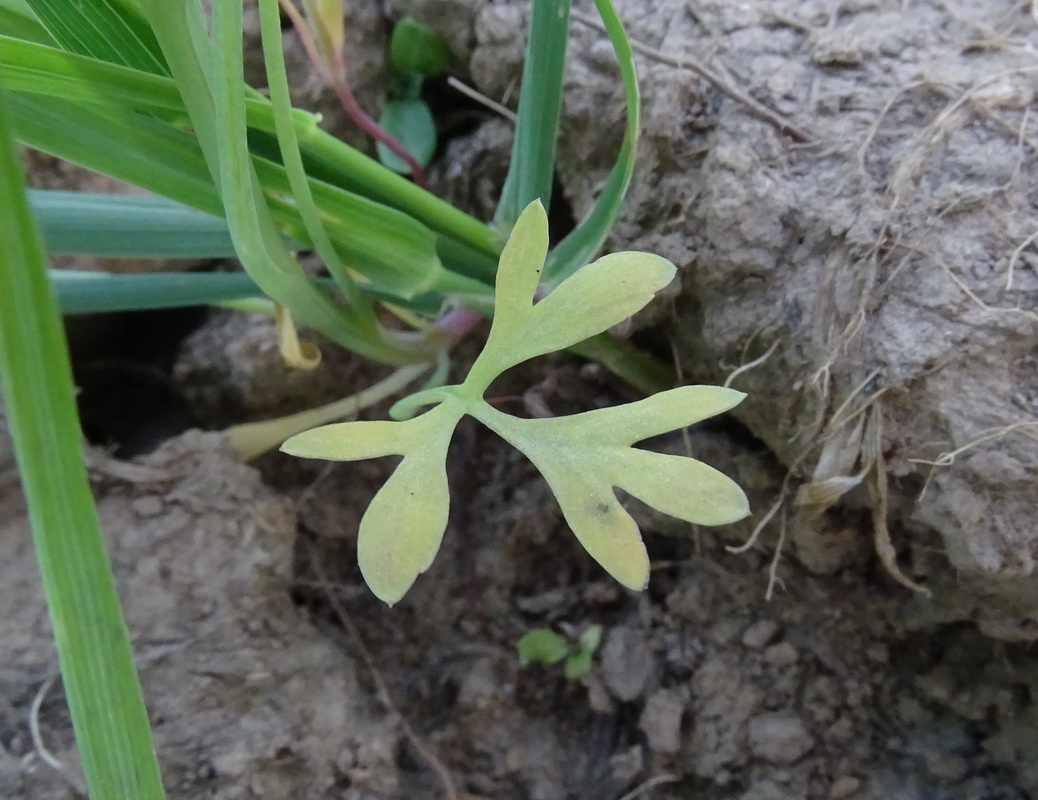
left=256, top=0, right=375, bottom=330
left=0, top=79, right=167, bottom=800
left=494, top=0, right=571, bottom=227
left=543, top=0, right=639, bottom=285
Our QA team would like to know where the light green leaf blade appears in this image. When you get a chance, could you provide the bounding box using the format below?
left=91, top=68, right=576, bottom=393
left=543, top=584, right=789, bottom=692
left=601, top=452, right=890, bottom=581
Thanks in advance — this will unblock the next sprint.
left=530, top=450, right=649, bottom=591
left=0, top=79, right=166, bottom=800
left=358, top=432, right=454, bottom=605
left=281, top=411, right=431, bottom=461
left=543, top=385, right=746, bottom=446
left=466, top=200, right=549, bottom=388
left=376, top=98, right=436, bottom=174
left=517, top=629, right=570, bottom=666
left=512, top=251, right=675, bottom=363
left=606, top=447, right=750, bottom=526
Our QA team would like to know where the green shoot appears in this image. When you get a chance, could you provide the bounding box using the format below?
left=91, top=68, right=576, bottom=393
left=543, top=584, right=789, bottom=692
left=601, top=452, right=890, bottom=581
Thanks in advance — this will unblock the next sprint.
left=517, top=625, right=603, bottom=679
left=283, top=201, right=749, bottom=605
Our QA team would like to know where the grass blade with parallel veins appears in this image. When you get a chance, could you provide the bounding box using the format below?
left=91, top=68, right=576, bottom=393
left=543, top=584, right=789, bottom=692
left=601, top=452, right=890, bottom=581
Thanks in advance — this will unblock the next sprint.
left=494, top=0, right=571, bottom=227
left=31, top=190, right=238, bottom=257
left=25, top=0, right=168, bottom=74
left=543, top=0, right=639, bottom=285
left=0, top=79, right=167, bottom=800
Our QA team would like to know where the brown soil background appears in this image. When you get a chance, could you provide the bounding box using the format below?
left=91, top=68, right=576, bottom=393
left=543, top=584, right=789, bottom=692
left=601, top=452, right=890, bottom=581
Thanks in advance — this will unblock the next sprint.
left=3, top=1, right=1038, bottom=798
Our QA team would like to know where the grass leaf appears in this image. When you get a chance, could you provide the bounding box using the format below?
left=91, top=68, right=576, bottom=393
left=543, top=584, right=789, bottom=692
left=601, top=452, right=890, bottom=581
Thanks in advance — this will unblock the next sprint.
left=0, top=79, right=166, bottom=800
left=494, top=0, right=570, bottom=226
left=544, top=0, right=639, bottom=285
left=25, top=0, right=168, bottom=75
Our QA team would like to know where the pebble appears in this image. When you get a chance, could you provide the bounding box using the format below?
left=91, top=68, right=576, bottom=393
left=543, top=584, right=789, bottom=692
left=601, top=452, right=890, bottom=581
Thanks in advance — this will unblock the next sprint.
left=132, top=495, right=164, bottom=517
left=742, top=619, right=781, bottom=649
left=747, top=713, right=815, bottom=765
left=638, top=689, right=684, bottom=754
left=829, top=775, right=862, bottom=799
left=764, top=642, right=800, bottom=668
left=925, top=749, right=969, bottom=782
left=601, top=626, right=656, bottom=702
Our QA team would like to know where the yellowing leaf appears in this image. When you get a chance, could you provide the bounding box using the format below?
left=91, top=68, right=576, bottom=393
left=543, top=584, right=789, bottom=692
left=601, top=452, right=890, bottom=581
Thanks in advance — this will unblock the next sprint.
left=530, top=385, right=746, bottom=446
left=358, top=436, right=452, bottom=605
left=514, top=251, right=675, bottom=361
left=524, top=448, right=649, bottom=591
left=605, top=447, right=750, bottom=526
left=280, top=402, right=461, bottom=461
left=466, top=200, right=548, bottom=388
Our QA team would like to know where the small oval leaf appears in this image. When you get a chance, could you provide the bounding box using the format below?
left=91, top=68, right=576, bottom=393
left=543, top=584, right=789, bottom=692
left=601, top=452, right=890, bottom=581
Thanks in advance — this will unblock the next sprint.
left=390, top=17, right=451, bottom=77
left=376, top=98, right=437, bottom=174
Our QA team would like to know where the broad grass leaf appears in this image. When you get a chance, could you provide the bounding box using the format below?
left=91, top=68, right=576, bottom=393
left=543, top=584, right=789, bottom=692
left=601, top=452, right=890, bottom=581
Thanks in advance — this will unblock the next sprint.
left=513, top=251, right=675, bottom=361
left=605, top=447, right=750, bottom=526
left=358, top=433, right=452, bottom=604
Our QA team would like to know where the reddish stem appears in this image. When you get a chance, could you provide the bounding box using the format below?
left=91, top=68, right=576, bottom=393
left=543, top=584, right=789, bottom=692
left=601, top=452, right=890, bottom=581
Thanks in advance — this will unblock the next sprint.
left=277, top=0, right=428, bottom=186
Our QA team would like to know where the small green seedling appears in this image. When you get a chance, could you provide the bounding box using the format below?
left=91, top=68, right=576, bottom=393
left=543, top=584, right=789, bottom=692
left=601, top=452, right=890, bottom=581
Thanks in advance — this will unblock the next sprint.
left=282, top=200, right=750, bottom=604
left=518, top=625, right=603, bottom=679
left=376, top=17, right=449, bottom=174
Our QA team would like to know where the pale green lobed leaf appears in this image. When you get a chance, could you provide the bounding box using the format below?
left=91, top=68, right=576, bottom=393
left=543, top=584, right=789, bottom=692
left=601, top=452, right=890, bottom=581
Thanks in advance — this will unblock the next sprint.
left=466, top=200, right=548, bottom=387
left=512, top=251, right=676, bottom=363
left=605, top=447, right=750, bottom=526
left=281, top=401, right=460, bottom=461
left=506, top=433, right=649, bottom=590
left=358, top=430, right=453, bottom=605
left=498, top=386, right=745, bottom=447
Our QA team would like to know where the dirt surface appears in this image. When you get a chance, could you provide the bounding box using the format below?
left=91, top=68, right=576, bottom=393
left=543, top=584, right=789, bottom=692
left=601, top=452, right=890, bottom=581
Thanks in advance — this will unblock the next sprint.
left=4, top=1, right=1038, bottom=798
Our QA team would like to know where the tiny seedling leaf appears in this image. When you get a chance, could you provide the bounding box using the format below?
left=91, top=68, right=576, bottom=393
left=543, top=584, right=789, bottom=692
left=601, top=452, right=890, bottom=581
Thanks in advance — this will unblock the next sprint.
left=283, top=200, right=749, bottom=604
left=389, top=17, right=450, bottom=78
left=517, top=629, right=570, bottom=666
left=376, top=98, right=436, bottom=174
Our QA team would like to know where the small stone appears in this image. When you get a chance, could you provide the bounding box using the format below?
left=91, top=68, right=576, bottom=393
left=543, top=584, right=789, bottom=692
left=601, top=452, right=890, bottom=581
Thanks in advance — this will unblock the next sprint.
left=639, top=689, right=684, bottom=754
left=924, top=750, right=969, bottom=781
left=132, top=495, right=164, bottom=517
left=764, top=642, right=800, bottom=668
left=742, top=619, right=781, bottom=649
left=747, top=713, right=815, bottom=765
left=601, top=626, right=656, bottom=702
left=829, top=775, right=862, bottom=799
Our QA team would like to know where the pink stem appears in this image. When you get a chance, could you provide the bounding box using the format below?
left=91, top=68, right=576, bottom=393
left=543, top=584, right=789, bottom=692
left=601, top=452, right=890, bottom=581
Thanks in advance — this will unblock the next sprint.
left=277, top=0, right=428, bottom=186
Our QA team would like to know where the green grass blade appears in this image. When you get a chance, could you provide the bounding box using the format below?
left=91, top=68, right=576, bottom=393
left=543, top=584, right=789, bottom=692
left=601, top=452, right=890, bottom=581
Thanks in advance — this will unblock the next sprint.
left=543, top=0, right=639, bottom=285
left=49, top=270, right=447, bottom=316
left=0, top=34, right=501, bottom=263
left=25, top=0, right=168, bottom=75
left=0, top=1, right=55, bottom=44
left=494, top=0, right=570, bottom=227
left=256, top=0, right=375, bottom=330
left=11, top=93, right=451, bottom=298
left=31, top=190, right=238, bottom=257
left=0, top=80, right=166, bottom=800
